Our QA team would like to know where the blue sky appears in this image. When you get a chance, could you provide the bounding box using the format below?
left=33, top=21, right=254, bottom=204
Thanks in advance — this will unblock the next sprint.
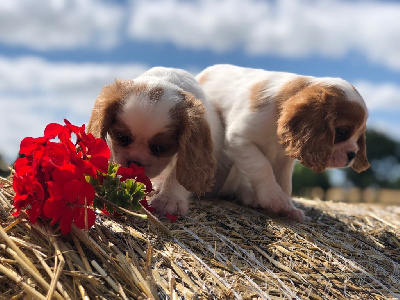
left=1, top=0, right=400, bottom=165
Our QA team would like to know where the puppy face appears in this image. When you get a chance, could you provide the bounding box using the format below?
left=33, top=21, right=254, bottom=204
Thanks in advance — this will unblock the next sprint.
left=87, top=79, right=215, bottom=194
left=277, top=80, right=370, bottom=173
left=108, top=115, right=180, bottom=178
left=107, top=85, right=180, bottom=178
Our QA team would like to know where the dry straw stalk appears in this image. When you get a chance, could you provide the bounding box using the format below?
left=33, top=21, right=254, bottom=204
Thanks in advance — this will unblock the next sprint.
left=0, top=176, right=399, bottom=299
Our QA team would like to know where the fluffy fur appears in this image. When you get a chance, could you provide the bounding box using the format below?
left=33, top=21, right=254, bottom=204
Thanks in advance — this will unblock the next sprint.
left=197, top=64, right=370, bottom=222
left=87, top=67, right=221, bottom=215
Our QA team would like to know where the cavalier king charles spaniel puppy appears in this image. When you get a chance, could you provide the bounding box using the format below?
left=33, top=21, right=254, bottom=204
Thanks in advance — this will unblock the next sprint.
left=197, top=64, right=370, bottom=222
left=87, top=67, right=221, bottom=215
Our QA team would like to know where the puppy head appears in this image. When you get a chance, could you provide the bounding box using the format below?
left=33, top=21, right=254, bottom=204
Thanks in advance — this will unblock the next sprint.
left=277, top=79, right=370, bottom=173
left=87, top=79, right=215, bottom=194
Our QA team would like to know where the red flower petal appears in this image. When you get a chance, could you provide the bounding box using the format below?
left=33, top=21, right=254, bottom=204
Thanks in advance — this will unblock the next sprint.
left=166, top=211, right=179, bottom=223
left=64, top=119, right=84, bottom=135
left=13, top=174, right=28, bottom=195
left=89, top=156, right=109, bottom=174
left=60, top=208, right=74, bottom=235
left=63, top=180, right=83, bottom=203
left=44, top=123, right=64, bottom=138
left=14, top=157, right=31, bottom=175
left=12, top=193, right=29, bottom=209
left=80, top=159, right=97, bottom=177
left=76, top=181, right=95, bottom=205
left=26, top=201, right=43, bottom=224
left=89, top=138, right=110, bottom=159
left=73, top=207, right=96, bottom=230
left=128, top=163, right=146, bottom=176
left=116, top=166, right=134, bottom=181
left=19, top=137, right=42, bottom=156
left=47, top=181, right=63, bottom=201
left=43, top=197, right=66, bottom=220
left=31, top=181, right=45, bottom=201
left=42, top=142, right=68, bottom=166
left=52, top=164, right=83, bottom=185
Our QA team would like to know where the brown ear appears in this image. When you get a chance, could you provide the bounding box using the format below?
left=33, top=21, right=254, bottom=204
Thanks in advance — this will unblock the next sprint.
left=277, top=88, right=335, bottom=173
left=352, top=133, right=370, bottom=172
left=173, top=92, right=216, bottom=194
left=87, top=79, right=131, bottom=139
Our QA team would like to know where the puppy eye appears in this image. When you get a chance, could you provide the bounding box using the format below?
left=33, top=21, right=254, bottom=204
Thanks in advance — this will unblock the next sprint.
left=117, top=135, right=132, bottom=147
left=334, top=128, right=350, bottom=143
left=150, top=144, right=168, bottom=156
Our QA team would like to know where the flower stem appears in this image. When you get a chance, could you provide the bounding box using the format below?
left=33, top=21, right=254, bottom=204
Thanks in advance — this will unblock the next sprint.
left=95, top=194, right=147, bottom=219
left=140, top=206, right=173, bottom=237
left=94, top=194, right=172, bottom=236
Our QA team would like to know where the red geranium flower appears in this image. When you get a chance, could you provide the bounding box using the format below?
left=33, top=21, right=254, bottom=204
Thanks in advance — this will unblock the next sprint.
left=43, top=179, right=96, bottom=234
left=117, top=163, right=152, bottom=193
left=12, top=119, right=153, bottom=234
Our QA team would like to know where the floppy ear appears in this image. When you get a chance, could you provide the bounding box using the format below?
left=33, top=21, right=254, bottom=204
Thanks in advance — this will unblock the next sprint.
left=87, top=79, right=131, bottom=139
left=173, top=91, right=216, bottom=194
left=277, top=88, right=335, bottom=173
left=352, top=133, right=370, bottom=172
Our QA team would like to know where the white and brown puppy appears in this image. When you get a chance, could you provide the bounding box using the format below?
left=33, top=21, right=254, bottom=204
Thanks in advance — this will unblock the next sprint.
left=87, top=67, right=222, bottom=215
left=197, top=64, right=370, bottom=222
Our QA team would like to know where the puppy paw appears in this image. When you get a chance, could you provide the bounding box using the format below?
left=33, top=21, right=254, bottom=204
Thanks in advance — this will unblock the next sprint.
left=257, top=189, right=305, bottom=222
left=150, top=193, right=189, bottom=216
left=286, top=208, right=305, bottom=222
left=237, top=187, right=258, bottom=207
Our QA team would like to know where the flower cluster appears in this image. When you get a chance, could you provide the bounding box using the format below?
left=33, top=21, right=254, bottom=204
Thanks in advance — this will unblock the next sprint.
left=91, top=162, right=152, bottom=215
left=12, top=120, right=153, bottom=234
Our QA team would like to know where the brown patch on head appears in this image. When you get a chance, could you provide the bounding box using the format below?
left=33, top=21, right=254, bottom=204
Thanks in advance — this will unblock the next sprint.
left=277, top=82, right=368, bottom=173
left=148, top=87, right=164, bottom=103
left=249, top=80, right=270, bottom=112
left=87, top=79, right=132, bottom=139
left=250, top=77, right=312, bottom=112
left=170, top=91, right=216, bottom=194
left=148, top=126, right=180, bottom=158
left=108, top=119, right=134, bottom=147
left=87, top=80, right=152, bottom=139
left=275, top=77, right=311, bottom=108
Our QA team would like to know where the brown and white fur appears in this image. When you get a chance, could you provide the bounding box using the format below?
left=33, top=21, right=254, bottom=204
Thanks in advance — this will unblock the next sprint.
left=197, top=64, right=370, bottom=222
left=87, top=67, right=222, bottom=215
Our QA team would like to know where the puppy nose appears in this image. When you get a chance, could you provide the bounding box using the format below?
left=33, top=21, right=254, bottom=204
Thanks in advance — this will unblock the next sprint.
left=347, top=152, right=356, bottom=162
left=127, top=160, right=143, bottom=167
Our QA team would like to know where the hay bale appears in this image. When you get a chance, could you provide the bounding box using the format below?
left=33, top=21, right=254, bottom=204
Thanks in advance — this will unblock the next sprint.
left=0, top=176, right=399, bottom=299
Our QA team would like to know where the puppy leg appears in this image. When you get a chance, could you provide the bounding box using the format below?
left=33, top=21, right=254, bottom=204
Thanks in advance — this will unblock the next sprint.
left=226, top=137, right=305, bottom=222
left=218, top=164, right=257, bottom=206
left=150, top=163, right=190, bottom=216
left=274, top=157, right=296, bottom=196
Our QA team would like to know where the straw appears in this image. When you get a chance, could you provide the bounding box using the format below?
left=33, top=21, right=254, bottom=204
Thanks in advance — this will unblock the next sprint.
left=1, top=176, right=399, bottom=299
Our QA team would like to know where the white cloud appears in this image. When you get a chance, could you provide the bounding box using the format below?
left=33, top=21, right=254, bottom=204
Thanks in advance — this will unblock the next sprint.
left=0, top=56, right=149, bottom=164
left=129, top=0, right=400, bottom=70
left=2, top=0, right=399, bottom=71
left=0, top=0, right=123, bottom=50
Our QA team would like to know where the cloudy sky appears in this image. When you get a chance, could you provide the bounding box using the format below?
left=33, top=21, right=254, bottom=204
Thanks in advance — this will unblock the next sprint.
left=0, top=0, right=399, bottom=164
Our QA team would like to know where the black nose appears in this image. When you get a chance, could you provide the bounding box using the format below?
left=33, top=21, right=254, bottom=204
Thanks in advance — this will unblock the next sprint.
left=127, top=160, right=143, bottom=167
left=347, top=152, right=356, bottom=162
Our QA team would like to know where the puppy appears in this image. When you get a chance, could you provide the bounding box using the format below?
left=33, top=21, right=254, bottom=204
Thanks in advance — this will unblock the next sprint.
left=87, top=67, right=222, bottom=215
left=197, top=64, right=370, bottom=222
